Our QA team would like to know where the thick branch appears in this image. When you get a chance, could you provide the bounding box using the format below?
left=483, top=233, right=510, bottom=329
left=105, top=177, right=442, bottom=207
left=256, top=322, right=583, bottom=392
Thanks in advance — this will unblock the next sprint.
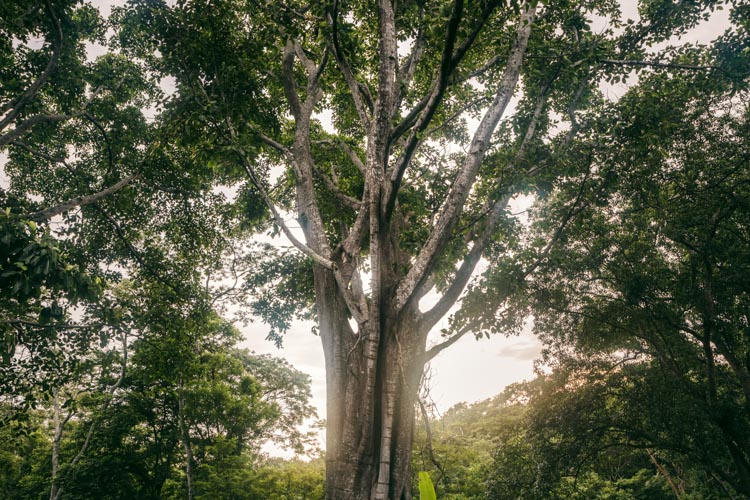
left=394, top=4, right=536, bottom=313
left=282, top=41, right=303, bottom=120
left=418, top=193, right=511, bottom=334
left=0, top=113, right=76, bottom=147
left=423, top=322, right=471, bottom=362
left=418, top=81, right=551, bottom=335
left=256, top=130, right=292, bottom=156
left=383, top=0, right=468, bottom=222
left=0, top=319, right=96, bottom=329
left=8, top=139, right=70, bottom=167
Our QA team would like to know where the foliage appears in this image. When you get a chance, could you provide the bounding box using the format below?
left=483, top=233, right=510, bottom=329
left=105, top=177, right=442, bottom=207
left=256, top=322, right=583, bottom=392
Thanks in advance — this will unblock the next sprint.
left=512, top=26, right=750, bottom=496
left=0, top=284, right=318, bottom=499
left=485, top=365, right=740, bottom=499
left=2, top=0, right=749, bottom=496
left=413, top=387, right=530, bottom=498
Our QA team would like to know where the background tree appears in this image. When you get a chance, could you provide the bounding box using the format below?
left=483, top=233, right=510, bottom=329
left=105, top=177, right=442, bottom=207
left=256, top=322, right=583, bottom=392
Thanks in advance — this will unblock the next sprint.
left=1, top=0, right=238, bottom=414
left=510, top=5, right=750, bottom=496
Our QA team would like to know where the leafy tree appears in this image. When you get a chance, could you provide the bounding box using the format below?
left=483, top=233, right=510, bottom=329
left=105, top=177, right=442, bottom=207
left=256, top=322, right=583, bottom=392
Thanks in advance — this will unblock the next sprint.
left=1, top=0, right=235, bottom=413
left=412, top=387, right=527, bottom=498
left=513, top=9, right=750, bottom=494
left=485, top=363, right=741, bottom=499
left=194, top=457, right=325, bottom=500
left=53, top=278, right=317, bottom=499
left=111, top=0, right=742, bottom=495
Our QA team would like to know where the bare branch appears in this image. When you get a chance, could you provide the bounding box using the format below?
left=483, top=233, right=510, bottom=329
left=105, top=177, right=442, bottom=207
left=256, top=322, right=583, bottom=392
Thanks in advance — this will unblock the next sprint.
left=293, top=40, right=318, bottom=75
left=420, top=77, right=551, bottom=334
left=388, top=0, right=467, bottom=149
left=0, top=319, right=97, bottom=329
left=423, top=95, right=490, bottom=139
left=242, top=152, right=332, bottom=269
left=385, top=0, right=503, bottom=222
left=418, top=398, right=447, bottom=483
left=0, top=1, right=63, bottom=130
left=222, top=116, right=333, bottom=269
left=255, top=129, right=292, bottom=156
left=418, top=193, right=511, bottom=335
left=329, top=0, right=372, bottom=128
left=24, top=175, right=138, bottom=223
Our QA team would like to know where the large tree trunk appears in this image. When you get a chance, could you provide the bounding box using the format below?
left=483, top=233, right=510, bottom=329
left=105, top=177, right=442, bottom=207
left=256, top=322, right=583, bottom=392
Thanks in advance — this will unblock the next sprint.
left=317, top=263, right=427, bottom=499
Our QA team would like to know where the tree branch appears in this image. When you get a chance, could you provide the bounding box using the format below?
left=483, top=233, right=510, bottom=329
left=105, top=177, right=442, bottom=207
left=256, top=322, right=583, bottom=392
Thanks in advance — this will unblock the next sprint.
left=598, top=58, right=741, bottom=76
left=313, top=166, right=361, bottom=210
left=314, top=138, right=366, bottom=175
left=24, top=175, right=138, bottom=223
left=0, top=1, right=63, bottom=131
left=418, top=193, right=512, bottom=335
left=329, top=0, right=372, bottom=128
left=281, top=41, right=303, bottom=120
left=52, top=330, right=128, bottom=500
left=394, top=1, right=426, bottom=111
left=424, top=322, right=469, bottom=362
left=394, top=4, right=536, bottom=313
left=385, top=0, right=485, bottom=224
left=235, top=145, right=333, bottom=270
left=8, top=139, right=71, bottom=168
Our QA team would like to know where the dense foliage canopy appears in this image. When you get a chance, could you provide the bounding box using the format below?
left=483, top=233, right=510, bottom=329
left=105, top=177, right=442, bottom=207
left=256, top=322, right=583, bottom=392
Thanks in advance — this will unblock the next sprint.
left=1, top=0, right=749, bottom=497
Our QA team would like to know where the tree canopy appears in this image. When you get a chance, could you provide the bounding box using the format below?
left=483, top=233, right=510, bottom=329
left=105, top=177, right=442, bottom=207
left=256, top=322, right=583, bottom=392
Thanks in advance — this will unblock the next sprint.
left=1, top=0, right=749, bottom=498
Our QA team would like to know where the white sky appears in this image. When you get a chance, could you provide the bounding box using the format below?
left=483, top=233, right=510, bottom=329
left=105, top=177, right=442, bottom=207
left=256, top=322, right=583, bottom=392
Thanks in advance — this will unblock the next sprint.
left=4, top=0, right=731, bottom=455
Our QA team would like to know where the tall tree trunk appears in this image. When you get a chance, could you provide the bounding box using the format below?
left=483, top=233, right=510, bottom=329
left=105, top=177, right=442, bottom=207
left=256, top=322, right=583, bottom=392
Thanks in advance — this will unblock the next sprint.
left=178, top=377, right=194, bottom=500
left=320, top=273, right=427, bottom=499
left=277, top=4, right=536, bottom=497
left=49, top=388, right=62, bottom=500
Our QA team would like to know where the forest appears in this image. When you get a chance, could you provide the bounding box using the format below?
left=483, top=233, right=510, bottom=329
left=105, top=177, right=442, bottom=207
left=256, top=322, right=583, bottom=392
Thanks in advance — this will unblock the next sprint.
left=1, top=0, right=749, bottom=498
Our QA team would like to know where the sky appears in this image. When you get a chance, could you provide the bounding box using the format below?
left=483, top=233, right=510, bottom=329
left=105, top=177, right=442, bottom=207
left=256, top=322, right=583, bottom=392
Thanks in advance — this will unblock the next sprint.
left=6, top=0, right=732, bottom=453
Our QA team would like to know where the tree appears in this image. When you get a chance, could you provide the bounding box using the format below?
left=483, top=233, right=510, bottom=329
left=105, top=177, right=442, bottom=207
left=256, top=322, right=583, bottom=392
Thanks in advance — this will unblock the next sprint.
left=54, top=278, right=317, bottom=499
left=4, top=0, right=745, bottom=497
left=1, top=0, right=237, bottom=419
left=412, top=387, right=527, bottom=498
left=485, top=361, right=742, bottom=499
left=517, top=6, right=750, bottom=495
left=111, top=0, right=743, bottom=496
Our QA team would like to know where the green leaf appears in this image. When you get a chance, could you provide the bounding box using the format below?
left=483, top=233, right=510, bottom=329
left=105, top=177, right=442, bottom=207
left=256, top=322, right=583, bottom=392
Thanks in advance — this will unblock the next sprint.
left=418, top=471, right=437, bottom=500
